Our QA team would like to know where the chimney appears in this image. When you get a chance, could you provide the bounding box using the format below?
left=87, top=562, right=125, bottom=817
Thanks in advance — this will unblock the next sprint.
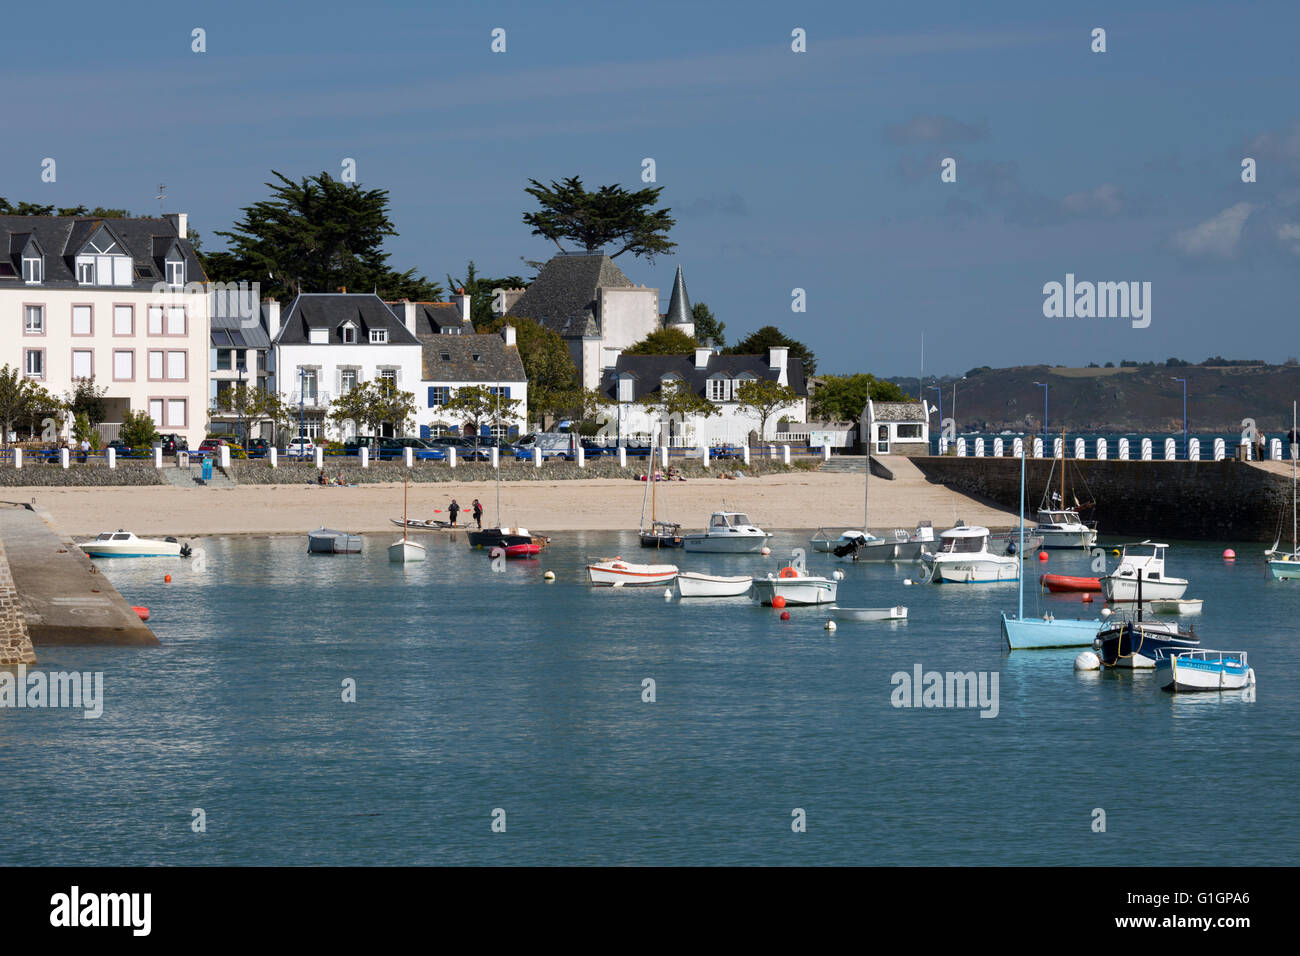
left=694, top=347, right=712, bottom=370
left=264, top=298, right=281, bottom=341
left=402, top=300, right=417, bottom=337
left=768, top=346, right=789, bottom=386
left=454, top=288, right=471, bottom=324
left=503, top=324, right=517, bottom=348
left=164, top=212, right=188, bottom=238
left=498, top=287, right=526, bottom=316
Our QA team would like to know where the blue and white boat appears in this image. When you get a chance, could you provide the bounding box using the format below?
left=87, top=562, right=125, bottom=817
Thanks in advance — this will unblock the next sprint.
left=1156, top=649, right=1255, bottom=692
left=1000, top=449, right=1104, bottom=649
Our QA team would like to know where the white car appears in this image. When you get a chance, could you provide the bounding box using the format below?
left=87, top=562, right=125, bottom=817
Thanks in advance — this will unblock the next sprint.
left=286, top=437, right=316, bottom=458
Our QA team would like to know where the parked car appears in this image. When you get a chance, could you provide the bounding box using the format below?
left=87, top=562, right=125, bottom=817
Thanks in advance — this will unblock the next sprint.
left=285, top=437, right=316, bottom=459
left=245, top=438, right=270, bottom=458
left=429, top=435, right=490, bottom=461
left=513, top=432, right=581, bottom=461
left=158, top=433, right=188, bottom=455
left=105, top=439, right=138, bottom=458
left=197, top=438, right=245, bottom=458
left=376, top=437, right=446, bottom=461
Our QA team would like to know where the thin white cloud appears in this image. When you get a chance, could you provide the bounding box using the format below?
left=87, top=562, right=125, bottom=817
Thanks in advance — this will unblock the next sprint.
left=1171, top=202, right=1254, bottom=258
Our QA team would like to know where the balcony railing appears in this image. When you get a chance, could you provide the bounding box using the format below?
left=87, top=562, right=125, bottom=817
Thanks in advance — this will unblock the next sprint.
left=287, top=390, right=331, bottom=408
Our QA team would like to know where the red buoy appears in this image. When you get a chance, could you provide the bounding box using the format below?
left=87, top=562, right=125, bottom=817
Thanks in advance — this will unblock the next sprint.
left=1038, top=552, right=1048, bottom=563
left=772, top=595, right=787, bottom=609
left=164, top=574, right=172, bottom=583
left=132, top=606, right=150, bottom=621
left=780, top=611, right=791, bottom=621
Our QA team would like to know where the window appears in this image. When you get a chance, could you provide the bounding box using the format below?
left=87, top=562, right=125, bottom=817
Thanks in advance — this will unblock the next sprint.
left=113, top=350, right=134, bottom=380
left=309, top=328, right=328, bottom=345
left=24, top=305, right=44, bottom=334
left=660, top=376, right=679, bottom=395
left=340, top=369, right=358, bottom=392
left=708, top=378, right=728, bottom=402
left=490, top=424, right=509, bottom=441
left=166, top=259, right=185, bottom=287
left=77, top=260, right=94, bottom=284
left=149, top=350, right=187, bottom=380
left=377, top=369, right=397, bottom=384
left=166, top=307, right=185, bottom=335
left=167, top=351, right=186, bottom=380
left=22, top=256, right=42, bottom=283
left=113, top=305, right=132, bottom=335
left=428, top=386, right=449, bottom=407
left=488, top=386, right=512, bottom=399
left=342, top=325, right=357, bottom=344
left=370, top=329, right=388, bottom=344
left=149, top=399, right=164, bottom=427
left=24, top=349, right=44, bottom=378
left=167, top=399, right=186, bottom=427
left=897, top=424, right=923, bottom=439
left=440, top=351, right=451, bottom=362
left=72, top=305, right=92, bottom=335
left=216, top=349, right=232, bottom=370
left=148, top=306, right=164, bottom=335
left=72, top=350, right=93, bottom=379
left=300, top=370, right=317, bottom=401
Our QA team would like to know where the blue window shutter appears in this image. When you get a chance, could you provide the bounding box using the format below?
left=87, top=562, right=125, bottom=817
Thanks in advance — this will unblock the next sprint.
left=480, top=424, right=490, bottom=437
left=427, top=386, right=436, bottom=407
left=503, top=387, right=511, bottom=398
left=509, top=425, right=519, bottom=437
left=419, top=425, right=430, bottom=439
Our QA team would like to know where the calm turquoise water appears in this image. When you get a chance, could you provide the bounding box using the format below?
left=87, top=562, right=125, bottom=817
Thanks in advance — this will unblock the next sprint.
left=2, top=532, right=1296, bottom=865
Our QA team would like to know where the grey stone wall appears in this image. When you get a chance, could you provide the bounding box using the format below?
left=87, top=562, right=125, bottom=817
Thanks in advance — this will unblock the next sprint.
left=913, top=456, right=1295, bottom=542
left=0, top=536, right=37, bottom=665
left=0, top=462, right=165, bottom=487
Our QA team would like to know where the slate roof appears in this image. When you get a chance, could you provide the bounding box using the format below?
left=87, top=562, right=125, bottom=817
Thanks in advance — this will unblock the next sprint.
left=0, top=214, right=206, bottom=289
left=504, top=253, right=635, bottom=337
left=598, top=352, right=807, bottom=402
left=210, top=304, right=272, bottom=348
left=275, top=293, right=420, bottom=346
left=663, top=265, right=692, bottom=325
left=421, top=334, right=526, bottom=383
left=868, top=401, right=927, bottom=422
left=385, top=301, right=470, bottom=336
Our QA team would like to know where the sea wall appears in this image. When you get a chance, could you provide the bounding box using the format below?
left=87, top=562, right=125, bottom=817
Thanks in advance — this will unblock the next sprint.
left=912, top=456, right=1294, bottom=542
left=0, top=462, right=165, bottom=487
left=0, top=536, right=38, bottom=665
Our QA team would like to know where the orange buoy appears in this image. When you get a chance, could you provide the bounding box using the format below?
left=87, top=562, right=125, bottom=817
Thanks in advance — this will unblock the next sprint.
left=132, top=606, right=150, bottom=621
left=780, top=611, right=791, bottom=621
left=164, top=574, right=172, bottom=583
left=1038, top=552, right=1048, bottom=562
left=1223, top=549, right=1236, bottom=561
left=772, top=595, right=787, bottom=609
left=778, top=566, right=799, bottom=578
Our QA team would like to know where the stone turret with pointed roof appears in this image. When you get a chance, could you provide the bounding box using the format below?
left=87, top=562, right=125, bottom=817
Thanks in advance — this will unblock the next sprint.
left=663, top=264, right=694, bottom=336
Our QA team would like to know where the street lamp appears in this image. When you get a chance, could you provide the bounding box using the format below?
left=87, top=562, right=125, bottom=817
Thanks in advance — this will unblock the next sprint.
left=1033, top=381, right=1048, bottom=451
left=236, top=360, right=246, bottom=451
left=927, top=384, right=943, bottom=453
left=1172, top=377, right=1187, bottom=459
left=298, top=366, right=306, bottom=450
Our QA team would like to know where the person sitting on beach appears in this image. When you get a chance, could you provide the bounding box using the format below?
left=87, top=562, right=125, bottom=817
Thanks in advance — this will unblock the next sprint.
left=318, top=469, right=328, bottom=485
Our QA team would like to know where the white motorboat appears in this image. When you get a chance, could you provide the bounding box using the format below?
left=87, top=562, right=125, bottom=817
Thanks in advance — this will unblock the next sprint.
left=587, top=558, right=678, bottom=587
left=1100, top=542, right=1188, bottom=602
left=1149, top=599, right=1203, bottom=615
left=752, top=566, right=838, bottom=605
left=1034, top=509, right=1098, bottom=549
left=683, top=511, right=771, bottom=553
left=307, top=528, right=363, bottom=554
left=1156, top=649, right=1255, bottom=692
left=922, top=524, right=1019, bottom=583
left=676, top=571, right=753, bottom=598
left=388, top=473, right=427, bottom=562
left=79, top=530, right=184, bottom=558
left=832, top=606, right=908, bottom=622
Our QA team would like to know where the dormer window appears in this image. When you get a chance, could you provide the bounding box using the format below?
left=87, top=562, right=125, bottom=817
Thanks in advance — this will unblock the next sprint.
left=341, top=324, right=357, bottom=344
left=708, top=376, right=730, bottom=402
left=22, top=255, right=42, bottom=283
left=309, top=328, right=329, bottom=345
left=370, top=329, right=388, bottom=344
left=165, top=258, right=185, bottom=287
left=78, top=227, right=132, bottom=286
left=77, top=260, right=94, bottom=284
left=660, top=375, right=679, bottom=395
left=617, top=376, right=634, bottom=403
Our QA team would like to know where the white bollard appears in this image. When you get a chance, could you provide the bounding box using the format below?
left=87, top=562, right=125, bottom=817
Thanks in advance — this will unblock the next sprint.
left=702, top=446, right=710, bottom=468
left=1075, top=438, right=1086, bottom=459
left=13, top=448, right=21, bottom=469
left=742, top=445, right=751, bottom=466
left=491, top=447, right=500, bottom=469
left=1141, top=438, right=1152, bottom=461
left=153, top=447, right=162, bottom=469
left=618, top=447, right=627, bottom=468
left=822, top=444, right=831, bottom=462
left=938, top=437, right=949, bottom=455
left=1033, top=437, right=1043, bottom=459
left=993, top=438, right=1004, bottom=457
left=1272, top=438, right=1282, bottom=461
left=107, top=447, right=116, bottom=469
left=956, top=438, right=967, bottom=457
left=269, top=447, right=278, bottom=468
left=782, top=445, right=791, bottom=466
left=1053, top=437, right=1063, bottom=459
left=313, top=447, right=323, bottom=469
left=532, top=447, right=541, bottom=468
left=974, top=438, right=985, bottom=457
left=1097, top=438, right=1107, bottom=460
left=448, top=447, right=457, bottom=469
left=1012, top=438, right=1023, bottom=458
left=1118, top=438, right=1130, bottom=460
left=1214, top=438, right=1225, bottom=461
left=1189, top=438, right=1200, bottom=461
left=404, top=447, right=414, bottom=468
left=660, top=446, right=668, bottom=469
left=1164, top=438, right=1176, bottom=461
left=61, top=447, right=70, bottom=469
left=577, top=446, right=585, bottom=468
left=358, top=447, right=367, bottom=468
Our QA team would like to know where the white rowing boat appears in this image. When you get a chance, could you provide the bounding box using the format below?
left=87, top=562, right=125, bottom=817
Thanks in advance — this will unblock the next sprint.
left=676, top=571, right=753, bottom=598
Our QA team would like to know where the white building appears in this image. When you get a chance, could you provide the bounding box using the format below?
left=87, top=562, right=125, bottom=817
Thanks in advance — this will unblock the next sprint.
left=417, top=323, right=528, bottom=440
left=862, top=400, right=930, bottom=455
left=599, top=346, right=808, bottom=447
left=271, top=293, right=423, bottom=439
left=0, top=212, right=210, bottom=444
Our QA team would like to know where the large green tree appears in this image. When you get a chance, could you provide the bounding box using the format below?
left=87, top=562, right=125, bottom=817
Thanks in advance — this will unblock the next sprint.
left=205, top=171, right=441, bottom=301
left=522, top=176, right=676, bottom=262
left=691, top=302, right=725, bottom=346
left=624, top=327, right=699, bottom=355
left=327, top=379, right=417, bottom=439
left=724, top=326, right=817, bottom=376
left=811, top=374, right=909, bottom=422
left=445, top=260, right=527, bottom=330
left=480, top=316, right=580, bottom=428
left=439, top=385, right=522, bottom=453
left=0, top=365, right=61, bottom=445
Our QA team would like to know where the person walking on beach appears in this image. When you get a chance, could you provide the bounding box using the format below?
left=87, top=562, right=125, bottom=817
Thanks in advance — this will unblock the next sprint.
left=472, top=499, right=483, bottom=529
left=448, top=499, right=460, bottom=527
left=78, top=437, right=90, bottom=463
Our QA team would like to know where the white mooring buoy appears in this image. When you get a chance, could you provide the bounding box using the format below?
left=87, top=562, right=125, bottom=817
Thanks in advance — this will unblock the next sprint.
left=832, top=569, right=844, bottom=581
left=1074, top=651, right=1101, bottom=671
left=824, top=619, right=837, bottom=631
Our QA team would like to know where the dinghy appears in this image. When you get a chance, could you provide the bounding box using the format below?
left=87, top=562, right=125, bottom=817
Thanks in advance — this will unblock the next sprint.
left=587, top=559, right=678, bottom=587
left=388, top=473, right=427, bottom=563
left=308, top=528, right=362, bottom=554
left=1156, top=649, right=1255, bottom=692
left=1041, top=573, right=1101, bottom=593
left=1149, top=598, right=1203, bottom=615
left=676, top=572, right=753, bottom=598
left=832, top=606, right=908, bottom=622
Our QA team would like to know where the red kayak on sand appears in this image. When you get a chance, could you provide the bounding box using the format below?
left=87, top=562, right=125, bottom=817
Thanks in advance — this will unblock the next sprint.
left=504, top=543, right=542, bottom=559
left=1041, top=574, right=1101, bottom=593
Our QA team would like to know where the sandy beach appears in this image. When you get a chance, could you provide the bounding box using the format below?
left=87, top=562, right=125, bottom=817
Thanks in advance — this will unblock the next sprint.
left=10, top=457, right=1018, bottom=539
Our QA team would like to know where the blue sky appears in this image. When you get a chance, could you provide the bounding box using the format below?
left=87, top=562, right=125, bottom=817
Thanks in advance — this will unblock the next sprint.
left=4, top=0, right=1299, bottom=376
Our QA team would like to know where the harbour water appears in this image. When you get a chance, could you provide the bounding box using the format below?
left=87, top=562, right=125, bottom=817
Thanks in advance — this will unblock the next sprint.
left=2, top=532, right=1295, bottom=865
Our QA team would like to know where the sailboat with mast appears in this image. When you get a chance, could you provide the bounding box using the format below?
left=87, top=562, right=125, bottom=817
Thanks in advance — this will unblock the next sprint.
left=466, top=385, right=548, bottom=551
left=1034, top=428, right=1098, bottom=548
left=388, top=472, right=427, bottom=563
left=1266, top=401, right=1300, bottom=580
left=824, top=450, right=931, bottom=561
left=1001, top=443, right=1104, bottom=648
left=639, top=428, right=683, bottom=548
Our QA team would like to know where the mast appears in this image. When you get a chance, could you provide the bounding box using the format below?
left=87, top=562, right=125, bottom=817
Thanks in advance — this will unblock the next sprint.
left=1293, top=401, right=1297, bottom=554
left=494, top=382, right=502, bottom=529
left=1018, top=439, right=1025, bottom=620
left=864, top=448, right=869, bottom=532
left=651, top=424, right=658, bottom=525
left=1060, top=425, right=1067, bottom=508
